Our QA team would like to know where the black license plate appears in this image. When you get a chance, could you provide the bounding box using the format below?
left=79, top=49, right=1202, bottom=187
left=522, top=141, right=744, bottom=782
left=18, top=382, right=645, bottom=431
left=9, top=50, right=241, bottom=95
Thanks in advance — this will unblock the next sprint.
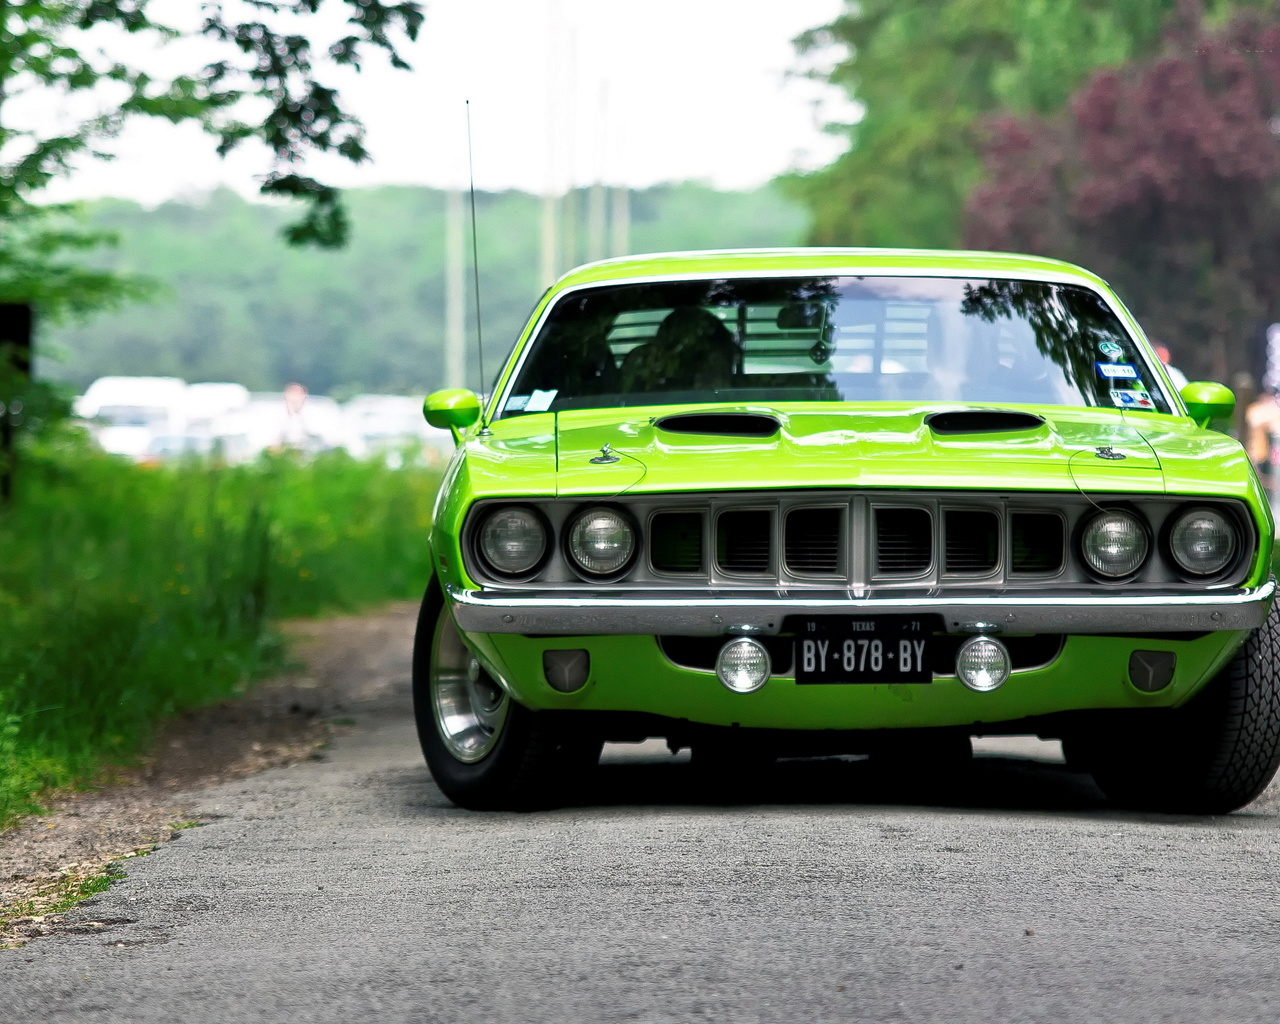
left=794, top=616, right=933, bottom=684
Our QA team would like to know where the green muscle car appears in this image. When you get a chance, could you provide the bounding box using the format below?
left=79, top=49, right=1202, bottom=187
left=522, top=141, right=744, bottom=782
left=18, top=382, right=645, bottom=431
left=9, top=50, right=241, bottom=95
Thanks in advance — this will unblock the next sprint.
left=414, top=248, right=1279, bottom=814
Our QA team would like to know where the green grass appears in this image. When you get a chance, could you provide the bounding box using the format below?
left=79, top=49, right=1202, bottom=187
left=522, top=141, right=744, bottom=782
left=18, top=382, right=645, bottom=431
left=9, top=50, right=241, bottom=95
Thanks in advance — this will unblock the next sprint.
left=0, top=430, right=440, bottom=825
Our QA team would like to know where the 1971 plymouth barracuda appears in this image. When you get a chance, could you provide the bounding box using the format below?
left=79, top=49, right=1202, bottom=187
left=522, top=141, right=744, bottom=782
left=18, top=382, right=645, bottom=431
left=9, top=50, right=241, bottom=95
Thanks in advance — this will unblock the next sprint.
left=415, top=247, right=1279, bottom=813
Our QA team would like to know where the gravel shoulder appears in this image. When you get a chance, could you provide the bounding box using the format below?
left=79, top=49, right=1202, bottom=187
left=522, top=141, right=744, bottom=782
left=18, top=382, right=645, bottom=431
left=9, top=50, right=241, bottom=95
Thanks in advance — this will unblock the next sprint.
left=0, top=603, right=418, bottom=946
left=3, top=604, right=1280, bottom=1022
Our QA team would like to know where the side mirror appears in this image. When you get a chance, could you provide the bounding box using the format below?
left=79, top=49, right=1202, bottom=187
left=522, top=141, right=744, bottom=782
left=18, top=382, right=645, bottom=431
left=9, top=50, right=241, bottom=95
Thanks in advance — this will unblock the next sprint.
left=423, top=388, right=481, bottom=433
left=1180, top=381, right=1235, bottom=429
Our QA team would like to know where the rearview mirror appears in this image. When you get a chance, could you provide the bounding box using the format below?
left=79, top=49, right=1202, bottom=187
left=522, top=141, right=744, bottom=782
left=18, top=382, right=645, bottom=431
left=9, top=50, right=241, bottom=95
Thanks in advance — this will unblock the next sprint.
left=423, top=388, right=481, bottom=432
left=1180, top=381, right=1235, bottom=429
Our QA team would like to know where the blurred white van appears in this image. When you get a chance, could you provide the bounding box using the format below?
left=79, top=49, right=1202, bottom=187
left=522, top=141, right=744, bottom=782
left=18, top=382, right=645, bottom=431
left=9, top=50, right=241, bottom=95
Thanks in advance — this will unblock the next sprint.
left=75, top=376, right=187, bottom=458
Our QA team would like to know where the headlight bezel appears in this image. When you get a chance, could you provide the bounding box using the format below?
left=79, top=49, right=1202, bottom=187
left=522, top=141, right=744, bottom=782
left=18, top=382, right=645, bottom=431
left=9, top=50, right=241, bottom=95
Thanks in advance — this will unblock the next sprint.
left=1076, top=507, right=1151, bottom=581
left=1162, top=503, right=1244, bottom=581
left=473, top=503, right=551, bottom=581
left=564, top=504, right=640, bottom=580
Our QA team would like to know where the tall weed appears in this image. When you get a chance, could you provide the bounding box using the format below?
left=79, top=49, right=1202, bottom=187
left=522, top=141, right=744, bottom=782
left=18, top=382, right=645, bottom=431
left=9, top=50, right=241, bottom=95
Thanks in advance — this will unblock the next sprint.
left=0, top=431, right=439, bottom=823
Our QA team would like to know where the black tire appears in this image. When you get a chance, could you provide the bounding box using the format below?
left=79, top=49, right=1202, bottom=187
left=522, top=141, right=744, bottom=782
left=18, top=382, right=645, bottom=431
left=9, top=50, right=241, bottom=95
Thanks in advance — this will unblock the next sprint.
left=1075, top=601, right=1280, bottom=814
left=412, top=579, right=601, bottom=810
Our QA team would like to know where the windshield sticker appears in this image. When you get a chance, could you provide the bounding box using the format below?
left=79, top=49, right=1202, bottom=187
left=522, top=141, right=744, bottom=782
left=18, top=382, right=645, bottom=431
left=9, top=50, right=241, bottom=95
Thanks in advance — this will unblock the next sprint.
left=1110, top=387, right=1155, bottom=410
left=505, top=395, right=530, bottom=412
left=524, top=389, right=558, bottom=413
left=1097, top=361, right=1138, bottom=380
left=1098, top=341, right=1124, bottom=360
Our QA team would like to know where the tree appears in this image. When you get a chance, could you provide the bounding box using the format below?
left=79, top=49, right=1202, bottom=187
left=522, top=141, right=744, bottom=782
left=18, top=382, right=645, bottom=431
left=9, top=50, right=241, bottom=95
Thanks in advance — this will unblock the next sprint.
left=0, top=0, right=420, bottom=498
left=788, top=0, right=1259, bottom=248
left=0, top=0, right=422, bottom=256
left=964, top=1, right=1280, bottom=383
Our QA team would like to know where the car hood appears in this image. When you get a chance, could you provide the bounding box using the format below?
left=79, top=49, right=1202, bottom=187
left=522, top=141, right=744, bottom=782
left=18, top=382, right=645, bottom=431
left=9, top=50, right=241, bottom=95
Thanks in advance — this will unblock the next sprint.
left=546, top=402, right=1167, bottom=497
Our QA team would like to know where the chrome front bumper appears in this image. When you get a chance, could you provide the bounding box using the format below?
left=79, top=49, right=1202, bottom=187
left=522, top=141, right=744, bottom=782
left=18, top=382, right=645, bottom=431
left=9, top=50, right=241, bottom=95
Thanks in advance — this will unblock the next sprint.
left=446, top=579, right=1276, bottom=637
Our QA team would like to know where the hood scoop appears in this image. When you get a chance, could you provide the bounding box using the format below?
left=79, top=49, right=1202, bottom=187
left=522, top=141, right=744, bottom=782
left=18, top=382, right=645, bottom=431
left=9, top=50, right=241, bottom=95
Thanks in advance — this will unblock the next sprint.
left=926, top=409, right=1046, bottom=435
left=655, top=412, right=781, bottom=438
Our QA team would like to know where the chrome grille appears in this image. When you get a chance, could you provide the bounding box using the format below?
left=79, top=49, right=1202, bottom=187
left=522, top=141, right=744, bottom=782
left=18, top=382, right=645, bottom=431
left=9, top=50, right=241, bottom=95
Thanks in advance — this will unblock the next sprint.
left=649, top=512, right=703, bottom=574
left=785, top=507, right=841, bottom=575
left=945, top=509, right=999, bottom=574
left=875, top=507, right=932, bottom=575
left=1011, top=512, right=1065, bottom=574
left=716, top=510, right=772, bottom=574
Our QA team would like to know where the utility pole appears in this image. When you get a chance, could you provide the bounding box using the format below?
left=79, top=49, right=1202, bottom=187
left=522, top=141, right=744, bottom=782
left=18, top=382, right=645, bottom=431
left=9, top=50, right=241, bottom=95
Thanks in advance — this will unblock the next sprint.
left=586, top=82, right=607, bottom=263
left=587, top=183, right=606, bottom=263
left=540, top=193, right=559, bottom=289
left=540, top=0, right=561, bottom=288
left=610, top=186, right=630, bottom=257
left=444, top=189, right=466, bottom=390
left=560, top=26, right=578, bottom=272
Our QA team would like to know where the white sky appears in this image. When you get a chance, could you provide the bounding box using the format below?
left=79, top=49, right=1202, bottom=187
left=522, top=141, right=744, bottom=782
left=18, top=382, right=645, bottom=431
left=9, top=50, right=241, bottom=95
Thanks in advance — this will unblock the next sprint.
left=36, top=0, right=855, bottom=205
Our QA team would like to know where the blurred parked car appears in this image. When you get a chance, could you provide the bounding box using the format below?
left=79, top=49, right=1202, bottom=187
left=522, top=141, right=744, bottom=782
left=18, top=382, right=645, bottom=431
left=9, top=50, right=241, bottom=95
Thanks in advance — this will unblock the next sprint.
left=75, top=376, right=187, bottom=458
left=343, top=393, right=454, bottom=465
left=76, top=377, right=451, bottom=465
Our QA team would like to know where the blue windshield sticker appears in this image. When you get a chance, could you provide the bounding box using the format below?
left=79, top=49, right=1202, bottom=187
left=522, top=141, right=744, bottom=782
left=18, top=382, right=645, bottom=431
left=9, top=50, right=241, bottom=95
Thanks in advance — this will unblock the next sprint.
left=505, top=395, right=530, bottom=412
left=1098, top=341, right=1124, bottom=360
left=1110, top=387, right=1154, bottom=410
left=1097, top=361, right=1138, bottom=380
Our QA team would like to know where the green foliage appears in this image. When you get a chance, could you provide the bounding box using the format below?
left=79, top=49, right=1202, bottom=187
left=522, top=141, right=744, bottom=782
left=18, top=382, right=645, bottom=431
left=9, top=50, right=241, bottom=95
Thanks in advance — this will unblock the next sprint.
left=791, top=0, right=1265, bottom=248
left=0, top=430, right=439, bottom=824
left=38, top=182, right=809, bottom=395
left=0, top=205, right=156, bottom=322
left=0, top=0, right=421, bottom=253
left=964, top=4, right=1280, bottom=382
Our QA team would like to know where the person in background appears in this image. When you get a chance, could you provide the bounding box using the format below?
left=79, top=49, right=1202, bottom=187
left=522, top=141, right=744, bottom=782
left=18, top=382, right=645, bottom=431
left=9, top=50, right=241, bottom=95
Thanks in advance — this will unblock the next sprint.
left=1246, top=323, right=1280, bottom=506
left=275, top=382, right=317, bottom=452
left=1153, top=341, right=1189, bottom=390
left=1247, top=387, right=1280, bottom=487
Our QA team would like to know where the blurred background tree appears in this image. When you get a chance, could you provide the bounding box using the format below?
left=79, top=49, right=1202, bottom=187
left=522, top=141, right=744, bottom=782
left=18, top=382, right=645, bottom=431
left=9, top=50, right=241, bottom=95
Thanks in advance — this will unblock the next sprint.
left=0, top=0, right=421, bottom=493
left=38, top=182, right=806, bottom=394
left=793, top=0, right=1280, bottom=383
left=0, top=0, right=423, bottom=262
left=790, top=0, right=1263, bottom=249
left=964, top=2, right=1280, bottom=382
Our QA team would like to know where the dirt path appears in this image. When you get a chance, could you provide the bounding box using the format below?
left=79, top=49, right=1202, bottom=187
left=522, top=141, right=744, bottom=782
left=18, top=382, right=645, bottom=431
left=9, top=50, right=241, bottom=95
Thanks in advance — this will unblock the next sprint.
left=0, top=603, right=418, bottom=945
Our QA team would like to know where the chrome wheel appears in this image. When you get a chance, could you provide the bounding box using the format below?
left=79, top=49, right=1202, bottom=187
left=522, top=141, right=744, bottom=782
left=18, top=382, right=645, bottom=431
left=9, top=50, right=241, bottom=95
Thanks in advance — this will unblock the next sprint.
left=431, top=607, right=510, bottom=763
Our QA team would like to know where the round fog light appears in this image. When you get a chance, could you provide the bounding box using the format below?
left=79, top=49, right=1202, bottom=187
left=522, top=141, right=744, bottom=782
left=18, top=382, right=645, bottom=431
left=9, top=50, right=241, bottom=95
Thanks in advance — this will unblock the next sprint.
left=955, top=635, right=1011, bottom=692
left=716, top=637, right=771, bottom=693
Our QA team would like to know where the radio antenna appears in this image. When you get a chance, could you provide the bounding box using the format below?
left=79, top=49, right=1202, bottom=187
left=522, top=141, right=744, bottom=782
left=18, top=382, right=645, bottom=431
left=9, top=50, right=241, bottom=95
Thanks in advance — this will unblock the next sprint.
left=465, top=100, right=491, bottom=435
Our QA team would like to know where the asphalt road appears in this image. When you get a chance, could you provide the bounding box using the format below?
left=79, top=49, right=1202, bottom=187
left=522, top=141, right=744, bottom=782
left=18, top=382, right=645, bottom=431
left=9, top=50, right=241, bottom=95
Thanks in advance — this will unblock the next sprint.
left=4, top=624, right=1280, bottom=1023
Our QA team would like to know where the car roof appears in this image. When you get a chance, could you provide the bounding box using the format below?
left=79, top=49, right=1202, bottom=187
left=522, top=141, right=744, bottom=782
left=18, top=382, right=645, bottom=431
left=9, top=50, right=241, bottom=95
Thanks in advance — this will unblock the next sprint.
left=551, top=247, right=1108, bottom=293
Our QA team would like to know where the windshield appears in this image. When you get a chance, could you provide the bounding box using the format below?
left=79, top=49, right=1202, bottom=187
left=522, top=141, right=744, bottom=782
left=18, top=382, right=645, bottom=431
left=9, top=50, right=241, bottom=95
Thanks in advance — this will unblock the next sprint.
left=498, top=276, right=1172, bottom=417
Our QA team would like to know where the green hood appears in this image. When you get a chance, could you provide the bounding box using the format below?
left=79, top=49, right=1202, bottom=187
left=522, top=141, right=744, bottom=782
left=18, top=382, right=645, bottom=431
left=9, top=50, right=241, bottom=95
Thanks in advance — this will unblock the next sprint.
left=549, top=402, right=1165, bottom=497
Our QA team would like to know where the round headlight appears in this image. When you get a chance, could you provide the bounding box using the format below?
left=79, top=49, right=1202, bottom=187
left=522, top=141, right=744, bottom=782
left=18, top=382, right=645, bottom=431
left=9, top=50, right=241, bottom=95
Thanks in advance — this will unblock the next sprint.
left=567, top=507, right=635, bottom=576
left=478, top=506, right=546, bottom=576
left=1169, top=507, right=1237, bottom=576
left=1081, top=510, right=1149, bottom=577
